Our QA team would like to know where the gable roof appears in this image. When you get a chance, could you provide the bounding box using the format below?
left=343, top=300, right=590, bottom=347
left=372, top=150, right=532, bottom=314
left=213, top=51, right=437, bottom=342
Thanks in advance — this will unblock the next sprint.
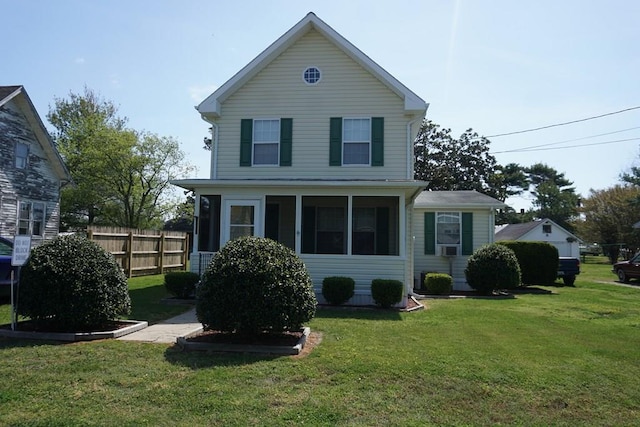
left=494, top=221, right=540, bottom=241
left=0, top=85, right=72, bottom=182
left=495, top=218, right=580, bottom=242
left=197, top=12, right=428, bottom=119
left=414, top=190, right=506, bottom=209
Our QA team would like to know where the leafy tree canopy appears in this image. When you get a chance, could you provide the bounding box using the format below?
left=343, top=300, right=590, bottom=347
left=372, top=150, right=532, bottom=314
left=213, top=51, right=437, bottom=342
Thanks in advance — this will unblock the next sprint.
left=414, top=120, right=499, bottom=199
left=48, top=87, right=193, bottom=230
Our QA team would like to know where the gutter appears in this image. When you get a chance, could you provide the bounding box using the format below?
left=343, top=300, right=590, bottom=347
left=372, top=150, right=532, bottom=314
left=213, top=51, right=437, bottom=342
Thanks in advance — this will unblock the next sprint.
left=199, top=112, right=219, bottom=180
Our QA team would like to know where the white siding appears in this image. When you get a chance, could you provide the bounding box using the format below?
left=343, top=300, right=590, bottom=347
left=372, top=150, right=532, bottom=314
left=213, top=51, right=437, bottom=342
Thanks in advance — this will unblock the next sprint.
left=413, top=208, right=495, bottom=291
left=304, top=255, right=407, bottom=306
left=213, top=29, right=411, bottom=180
left=521, top=225, right=580, bottom=257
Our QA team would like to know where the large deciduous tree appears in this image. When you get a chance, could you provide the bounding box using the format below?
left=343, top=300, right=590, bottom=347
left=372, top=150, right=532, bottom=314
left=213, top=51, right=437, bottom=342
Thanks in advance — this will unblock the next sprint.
left=48, top=87, right=192, bottom=230
left=575, top=185, right=640, bottom=262
left=414, top=120, right=500, bottom=198
left=48, top=86, right=128, bottom=228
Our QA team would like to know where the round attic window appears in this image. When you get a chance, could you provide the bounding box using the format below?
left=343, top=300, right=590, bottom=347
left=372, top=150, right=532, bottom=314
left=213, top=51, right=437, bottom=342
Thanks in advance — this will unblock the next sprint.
left=303, top=67, right=321, bottom=85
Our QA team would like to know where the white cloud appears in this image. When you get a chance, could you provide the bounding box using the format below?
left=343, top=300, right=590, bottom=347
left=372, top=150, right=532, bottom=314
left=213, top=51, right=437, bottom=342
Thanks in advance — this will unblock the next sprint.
left=188, top=84, right=217, bottom=103
left=74, top=57, right=85, bottom=64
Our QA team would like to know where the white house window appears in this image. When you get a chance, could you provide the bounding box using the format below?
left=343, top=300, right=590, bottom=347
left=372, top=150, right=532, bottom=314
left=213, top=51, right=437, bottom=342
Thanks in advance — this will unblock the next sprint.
left=343, top=118, right=370, bottom=165
left=18, top=201, right=45, bottom=237
left=253, top=119, right=280, bottom=165
left=303, top=67, right=321, bottom=85
left=543, top=224, right=552, bottom=234
left=15, top=142, right=29, bottom=169
left=437, top=212, right=460, bottom=245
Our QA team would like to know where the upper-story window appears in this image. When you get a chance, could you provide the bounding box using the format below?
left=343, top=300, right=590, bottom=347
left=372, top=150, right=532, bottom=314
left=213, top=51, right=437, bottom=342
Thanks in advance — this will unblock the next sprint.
left=542, top=223, right=552, bottom=234
left=343, top=118, right=371, bottom=165
left=18, top=201, right=45, bottom=237
left=303, top=67, right=321, bottom=85
left=15, top=142, right=29, bottom=169
left=253, top=119, right=280, bottom=165
left=330, top=117, right=383, bottom=167
left=240, top=118, right=292, bottom=167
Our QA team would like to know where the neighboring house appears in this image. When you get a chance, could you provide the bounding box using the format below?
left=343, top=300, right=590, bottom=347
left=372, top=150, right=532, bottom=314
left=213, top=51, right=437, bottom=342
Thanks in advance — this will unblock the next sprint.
left=173, top=13, right=429, bottom=306
left=495, top=218, right=581, bottom=257
left=413, top=191, right=506, bottom=291
left=0, top=86, right=71, bottom=245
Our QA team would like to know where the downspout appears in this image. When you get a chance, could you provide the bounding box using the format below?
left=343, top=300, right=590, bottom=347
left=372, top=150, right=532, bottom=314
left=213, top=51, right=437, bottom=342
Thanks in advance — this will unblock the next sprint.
left=407, top=185, right=428, bottom=299
left=200, top=113, right=219, bottom=180
left=406, top=113, right=426, bottom=298
left=489, top=208, right=494, bottom=244
left=406, top=117, right=421, bottom=180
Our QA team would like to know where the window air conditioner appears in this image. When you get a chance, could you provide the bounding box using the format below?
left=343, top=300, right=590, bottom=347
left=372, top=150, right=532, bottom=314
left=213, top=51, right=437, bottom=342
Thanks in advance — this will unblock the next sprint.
left=441, top=246, right=458, bottom=256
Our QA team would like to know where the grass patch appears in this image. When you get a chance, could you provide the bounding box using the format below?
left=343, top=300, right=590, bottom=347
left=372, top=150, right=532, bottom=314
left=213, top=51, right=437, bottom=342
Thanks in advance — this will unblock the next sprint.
left=0, top=266, right=639, bottom=425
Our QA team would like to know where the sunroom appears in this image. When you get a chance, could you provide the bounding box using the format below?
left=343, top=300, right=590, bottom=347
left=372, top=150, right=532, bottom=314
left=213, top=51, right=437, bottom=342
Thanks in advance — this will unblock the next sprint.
left=172, top=179, right=426, bottom=306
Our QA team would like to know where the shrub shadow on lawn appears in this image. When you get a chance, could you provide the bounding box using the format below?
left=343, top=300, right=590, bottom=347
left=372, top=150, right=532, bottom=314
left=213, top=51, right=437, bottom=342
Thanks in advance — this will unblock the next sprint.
left=163, top=344, right=283, bottom=369
left=314, top=306, right=402, bottom=321
left=127, top=284, right=187, bottom=324
left=0, top=336, right=65, bottom=349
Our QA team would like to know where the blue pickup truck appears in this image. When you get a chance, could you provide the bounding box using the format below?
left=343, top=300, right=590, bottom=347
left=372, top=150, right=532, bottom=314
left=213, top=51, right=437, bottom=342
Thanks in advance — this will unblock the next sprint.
left=0, top=237, right=15, bottom=298
left=558, top=257, right=580, bottom=286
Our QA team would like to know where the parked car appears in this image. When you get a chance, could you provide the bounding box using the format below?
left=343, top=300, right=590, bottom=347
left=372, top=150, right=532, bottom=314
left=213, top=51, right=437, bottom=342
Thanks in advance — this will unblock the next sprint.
left=0, top=237, right=15, bottom=298
left=612, top=252, right=640, bottom=283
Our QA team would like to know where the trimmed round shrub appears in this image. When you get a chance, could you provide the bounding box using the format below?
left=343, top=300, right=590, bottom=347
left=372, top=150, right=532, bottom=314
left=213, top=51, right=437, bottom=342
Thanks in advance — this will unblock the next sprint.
left=18, top=234, right=131, bottom=331
left=322, top=276, right=355, bottom=305
left=425, top=273, right=452, bottom=295
left=196, top=236, right=316, bottom=335
left=465, top=243, right=521, bottom=294
left=497, top=241, right=558, bottom=285
left=164, top=271, right=200, bottom=299
left=371, top=279, right=404, bottom=308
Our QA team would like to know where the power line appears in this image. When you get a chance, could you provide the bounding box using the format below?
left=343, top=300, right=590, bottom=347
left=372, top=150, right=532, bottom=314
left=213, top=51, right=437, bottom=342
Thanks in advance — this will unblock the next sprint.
left=491, top=137, right=640, bottom=154
left=490, top=127, right=640, bottom=153
left=484, top=106, right=640, bottom=138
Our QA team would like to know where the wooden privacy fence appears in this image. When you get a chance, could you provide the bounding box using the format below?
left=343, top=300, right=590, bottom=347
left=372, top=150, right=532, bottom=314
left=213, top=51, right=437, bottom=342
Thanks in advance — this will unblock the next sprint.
left=87, top=226, right=189, bottom=278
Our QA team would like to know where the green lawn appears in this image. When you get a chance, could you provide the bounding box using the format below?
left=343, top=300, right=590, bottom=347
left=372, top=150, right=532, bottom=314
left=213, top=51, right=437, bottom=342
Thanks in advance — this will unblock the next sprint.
left=0, top=267, right=639, bottom=425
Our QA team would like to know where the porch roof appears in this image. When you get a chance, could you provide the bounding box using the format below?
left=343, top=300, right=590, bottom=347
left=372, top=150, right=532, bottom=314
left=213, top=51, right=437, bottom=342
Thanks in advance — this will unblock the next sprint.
left=171, top=178, right=428, bottom=199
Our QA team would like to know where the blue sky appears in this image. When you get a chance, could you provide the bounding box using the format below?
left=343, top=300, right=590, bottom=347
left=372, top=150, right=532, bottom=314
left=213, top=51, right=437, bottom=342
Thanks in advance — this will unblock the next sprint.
left=3, top=0, right=639, bottom=210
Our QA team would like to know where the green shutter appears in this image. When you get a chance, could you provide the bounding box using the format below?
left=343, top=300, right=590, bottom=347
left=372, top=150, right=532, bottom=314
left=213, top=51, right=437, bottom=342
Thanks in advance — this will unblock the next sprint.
left=329, top=117, right=342, bottom=166
left=424, top=212, right=435, bottom=255
left=371, top=117, right=384, bottom=166
left=280, top=118, right=292, bottom=166
left=376, top=207, right=390, bottom=255
left=462, top=212, right=473, bottom=255
left=240, top=119, right=253, bottom=166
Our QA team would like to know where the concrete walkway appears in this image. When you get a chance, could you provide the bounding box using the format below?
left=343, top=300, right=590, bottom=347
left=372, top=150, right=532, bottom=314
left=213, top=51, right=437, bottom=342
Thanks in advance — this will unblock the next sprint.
left=118, top=308, right=202, bottom=344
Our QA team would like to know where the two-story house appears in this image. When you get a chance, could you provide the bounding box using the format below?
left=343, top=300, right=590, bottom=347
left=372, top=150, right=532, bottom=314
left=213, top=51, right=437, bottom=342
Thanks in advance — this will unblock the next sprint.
left=0, top=86, right=71, bottom=245
left=173, top=13, right=429, bottom=306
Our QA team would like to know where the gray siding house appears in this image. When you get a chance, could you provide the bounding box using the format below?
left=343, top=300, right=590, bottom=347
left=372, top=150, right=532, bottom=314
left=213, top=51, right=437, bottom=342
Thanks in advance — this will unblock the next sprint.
left=0, top=86, right=71, bottom=245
